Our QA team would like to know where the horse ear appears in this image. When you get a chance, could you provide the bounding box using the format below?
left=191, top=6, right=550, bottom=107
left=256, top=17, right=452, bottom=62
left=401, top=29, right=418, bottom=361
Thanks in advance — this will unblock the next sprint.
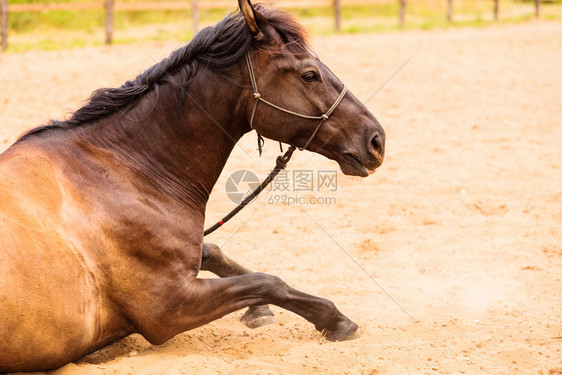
left=239, top=0, right=283, bottom=44
left=239, top=0, right=262, bottom=36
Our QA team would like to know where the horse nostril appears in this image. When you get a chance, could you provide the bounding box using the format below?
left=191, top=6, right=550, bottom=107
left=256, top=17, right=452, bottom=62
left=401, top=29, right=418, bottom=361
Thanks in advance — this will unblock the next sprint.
left=371, top=133, right=384, bottom=155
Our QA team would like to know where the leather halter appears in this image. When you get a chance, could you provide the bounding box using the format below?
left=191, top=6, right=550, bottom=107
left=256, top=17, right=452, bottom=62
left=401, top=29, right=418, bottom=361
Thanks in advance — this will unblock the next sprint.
left=203, top=53, right=349, bottom=237
left=245, top=53, right=348, bottom=151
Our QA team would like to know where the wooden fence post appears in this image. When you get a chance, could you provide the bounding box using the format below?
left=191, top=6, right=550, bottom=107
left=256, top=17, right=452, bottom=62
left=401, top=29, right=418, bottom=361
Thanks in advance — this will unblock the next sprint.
left=493, top=0, right=499, bottom=21
left=535, top=0, right=540, bottom=19
left=334, top=0, right=341, bottom=32
left=447, top=0, right=453, bottom=22
left=1, top=0, right=7, bottom=52
left=398, top=0, right=406, bottom=27
left=192, top=0, right=199, bottom=34
left=105, top=0, right=114, bottom=44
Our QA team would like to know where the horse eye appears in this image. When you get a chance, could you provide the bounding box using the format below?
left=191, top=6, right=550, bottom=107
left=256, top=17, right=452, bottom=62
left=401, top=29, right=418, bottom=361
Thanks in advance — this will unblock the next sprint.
left=302, top=71, right=318, bottom=82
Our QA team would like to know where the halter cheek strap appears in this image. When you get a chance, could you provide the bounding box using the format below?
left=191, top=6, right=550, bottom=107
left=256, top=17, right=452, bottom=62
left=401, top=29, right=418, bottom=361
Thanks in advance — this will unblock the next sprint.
left=245, top=53, right=348, bottom=153
left=204, top=53, right=347, bottom=237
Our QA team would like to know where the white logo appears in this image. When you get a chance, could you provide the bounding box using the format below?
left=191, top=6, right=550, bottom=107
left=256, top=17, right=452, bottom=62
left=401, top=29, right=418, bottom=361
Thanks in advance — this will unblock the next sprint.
left=225, top=170, right=260, bottom=204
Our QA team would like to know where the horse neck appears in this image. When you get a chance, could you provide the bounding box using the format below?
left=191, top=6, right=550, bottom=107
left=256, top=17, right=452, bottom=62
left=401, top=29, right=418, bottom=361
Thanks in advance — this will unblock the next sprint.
left=83, top=66, right=250, bottom=209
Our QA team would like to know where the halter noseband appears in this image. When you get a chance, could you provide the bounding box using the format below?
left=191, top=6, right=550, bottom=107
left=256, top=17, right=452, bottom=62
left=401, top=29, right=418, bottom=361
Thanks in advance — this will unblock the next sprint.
left=245, top=53, right=348, bottom=152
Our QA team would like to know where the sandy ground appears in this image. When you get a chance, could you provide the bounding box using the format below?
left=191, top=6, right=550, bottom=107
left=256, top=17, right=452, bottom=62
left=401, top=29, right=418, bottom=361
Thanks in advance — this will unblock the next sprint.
left=1, top=21, right=561, bottom=375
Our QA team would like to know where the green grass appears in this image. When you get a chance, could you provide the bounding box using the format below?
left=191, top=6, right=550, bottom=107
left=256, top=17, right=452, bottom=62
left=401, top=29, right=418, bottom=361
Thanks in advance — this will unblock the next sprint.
left=9, top=10, right=105, bottom=32
left=3, top=1, right=562, bottom=52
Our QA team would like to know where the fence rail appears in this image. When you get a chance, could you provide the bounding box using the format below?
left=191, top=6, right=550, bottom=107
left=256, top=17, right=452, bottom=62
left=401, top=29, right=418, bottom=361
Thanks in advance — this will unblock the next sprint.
left=1, top=0, right=544, bottom=52
left=5, top=0, right=390, bottom=12
left=1, top=0, right=7, bottom=52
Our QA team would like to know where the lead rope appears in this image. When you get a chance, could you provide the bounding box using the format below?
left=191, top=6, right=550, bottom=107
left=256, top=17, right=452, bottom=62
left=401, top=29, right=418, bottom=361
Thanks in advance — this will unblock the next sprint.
left=203, top=145, right=296, bottom=236
left=203, top=53, right=348, bottom=237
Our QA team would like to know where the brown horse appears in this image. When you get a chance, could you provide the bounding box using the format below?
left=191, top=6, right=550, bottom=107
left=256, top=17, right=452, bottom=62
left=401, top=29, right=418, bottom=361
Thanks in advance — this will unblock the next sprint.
left=0, top=0, right=385, bottom=372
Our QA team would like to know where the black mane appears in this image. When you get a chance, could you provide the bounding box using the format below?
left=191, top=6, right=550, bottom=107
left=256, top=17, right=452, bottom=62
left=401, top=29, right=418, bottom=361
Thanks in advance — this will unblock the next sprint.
left=17, top=5, right=308, bottom=143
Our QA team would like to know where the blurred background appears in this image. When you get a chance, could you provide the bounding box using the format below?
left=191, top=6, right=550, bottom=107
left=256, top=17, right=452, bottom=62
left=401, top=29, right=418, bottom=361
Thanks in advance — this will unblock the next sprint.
left=1, top=0, right=561, bottom=52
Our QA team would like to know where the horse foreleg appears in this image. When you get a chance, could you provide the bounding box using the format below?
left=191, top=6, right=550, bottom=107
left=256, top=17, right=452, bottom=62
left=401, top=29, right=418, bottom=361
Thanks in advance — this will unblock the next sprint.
left=141, top=272, right=359, bottom=344
left=200, top=242, right=274, bottom=328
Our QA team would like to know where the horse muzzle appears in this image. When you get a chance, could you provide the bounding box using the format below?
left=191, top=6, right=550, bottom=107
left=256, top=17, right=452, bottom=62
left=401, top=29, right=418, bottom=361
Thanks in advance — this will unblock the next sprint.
left=339, top=127, right=385, bottom=177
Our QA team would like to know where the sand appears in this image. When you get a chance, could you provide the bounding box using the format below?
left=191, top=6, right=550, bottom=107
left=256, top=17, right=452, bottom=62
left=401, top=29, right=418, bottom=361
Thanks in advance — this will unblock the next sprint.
left=0, top=20, right=561, bottom=375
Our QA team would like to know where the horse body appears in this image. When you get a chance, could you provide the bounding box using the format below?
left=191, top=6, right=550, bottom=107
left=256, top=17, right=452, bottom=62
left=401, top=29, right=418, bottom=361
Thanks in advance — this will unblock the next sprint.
left=0, top=72, right=241, bottom=370
left=0, top=1, right=385, bottom=371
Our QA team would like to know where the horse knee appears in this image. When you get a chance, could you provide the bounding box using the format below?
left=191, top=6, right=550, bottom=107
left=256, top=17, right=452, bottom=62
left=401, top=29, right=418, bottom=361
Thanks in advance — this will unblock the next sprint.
left=201, top=242, right=224, bottom=270
left=253, top=273, right=289, bottom=303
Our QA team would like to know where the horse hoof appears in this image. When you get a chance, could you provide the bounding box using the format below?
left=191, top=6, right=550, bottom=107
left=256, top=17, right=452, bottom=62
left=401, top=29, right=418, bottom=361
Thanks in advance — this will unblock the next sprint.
left=244, top=315, right=276, bottom=329
left=240, top=306, right=276, bottom=329
left=344, top=327, right=361, bottom=340
left=323, top=321, right=360, bottom=341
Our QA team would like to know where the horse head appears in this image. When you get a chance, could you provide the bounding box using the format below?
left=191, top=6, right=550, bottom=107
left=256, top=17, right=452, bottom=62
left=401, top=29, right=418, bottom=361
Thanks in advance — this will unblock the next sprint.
left=238, top=0, right=385, bottom=177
